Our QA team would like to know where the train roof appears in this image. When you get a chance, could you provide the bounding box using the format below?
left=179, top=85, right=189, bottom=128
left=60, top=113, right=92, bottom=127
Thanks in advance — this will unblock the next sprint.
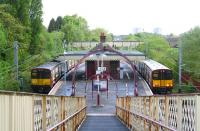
left=142, top=59, right=170, bottom=71
left=32, top=62, right=59, bottom=70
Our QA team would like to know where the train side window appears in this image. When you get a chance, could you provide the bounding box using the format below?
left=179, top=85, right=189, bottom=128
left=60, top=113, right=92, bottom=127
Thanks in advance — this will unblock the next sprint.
left=52, top=70, right=55, bottom=80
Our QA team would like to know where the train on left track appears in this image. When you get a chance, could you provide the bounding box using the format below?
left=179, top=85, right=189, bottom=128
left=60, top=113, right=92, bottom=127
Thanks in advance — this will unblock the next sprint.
left=31, top=60, right=68, bottom=93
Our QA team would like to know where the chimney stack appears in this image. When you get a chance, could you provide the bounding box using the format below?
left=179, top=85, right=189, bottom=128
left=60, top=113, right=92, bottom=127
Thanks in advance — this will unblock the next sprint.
left=100, top=32, right=106, bottom=43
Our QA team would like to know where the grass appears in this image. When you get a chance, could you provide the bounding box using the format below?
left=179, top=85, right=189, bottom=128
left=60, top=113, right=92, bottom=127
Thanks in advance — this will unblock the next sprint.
left=172, top=83, right=198, bottom=93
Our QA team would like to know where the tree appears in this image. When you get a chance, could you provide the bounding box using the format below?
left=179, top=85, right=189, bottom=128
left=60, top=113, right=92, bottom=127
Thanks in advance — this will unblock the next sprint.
left=124, top=34, right=139, bottom=41
left=15, top=0, right=31, bottom=26
left=0, top=4, right=31, bottom=55
left=136, top=33, right=178, bottom=76
left=48, top=18, right=56, bottom=32
left=29, top=0, right=42, bottom=55
left=55, top=16, right=63, bottom=30
left=62, top=14, right=89, bottom=44
left=0, top=22, right=7, bottom=60
left=1, top=0, right=31, bottom=26
left=180, top=27, right=200, bottom=79
left=89, top=28, right=112, bottom=42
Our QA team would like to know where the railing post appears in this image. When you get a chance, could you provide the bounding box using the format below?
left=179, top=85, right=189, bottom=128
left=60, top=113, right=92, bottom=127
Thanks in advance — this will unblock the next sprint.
left=122, top=97, right=125, bottom=122
left=126, top=97, right=128, bottom=126
left=155, top=96, right=159, bottom=131
left=42, top=96, right=47, bottom=131
left=165, top=96, right=169, bottom=127
left=128, top=97, right=131, bottom=128
left=149, top=96, right=152, bottom=130
left=177, top=96, right=182, bottom=131
left=9, top=94, right=15, bottom=131
left=61, top=96, right=65, bottom=131
left=143, top=97, right=146, bottom=131
left=116, top=97, right=118, bottom=116
left=196, top=95, right=200, bottom=130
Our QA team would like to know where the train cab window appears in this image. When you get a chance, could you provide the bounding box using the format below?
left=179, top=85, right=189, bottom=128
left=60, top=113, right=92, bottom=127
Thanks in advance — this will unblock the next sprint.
left=152, top=71, right=161, bottom=80
left=31, top=71, right=37, bottom=77
left=31, top=69, right=50, bottom=78
left=163, top=70, right=172, bottom=80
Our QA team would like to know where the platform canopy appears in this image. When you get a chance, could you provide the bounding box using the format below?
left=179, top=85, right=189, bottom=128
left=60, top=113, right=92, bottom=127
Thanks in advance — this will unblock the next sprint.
left=57, top=50, right=145, bottom=62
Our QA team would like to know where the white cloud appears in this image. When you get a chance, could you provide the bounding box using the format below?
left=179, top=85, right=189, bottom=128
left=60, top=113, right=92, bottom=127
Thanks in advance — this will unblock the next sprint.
left=42, top=0, right=200, bottom=35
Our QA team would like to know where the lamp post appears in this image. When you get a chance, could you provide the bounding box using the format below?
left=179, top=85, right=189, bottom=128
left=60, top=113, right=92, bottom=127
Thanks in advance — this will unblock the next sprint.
left=14, top=41, right=19, bottom=81
left=100, top=53, right=107, bottom=78
left=96, top=53, right=100, bottom=106
left=101, top=53, right=103, bottom=78
left=96, top=53, right=107, bottom=106
left=178, top=42, right=182, bottom=93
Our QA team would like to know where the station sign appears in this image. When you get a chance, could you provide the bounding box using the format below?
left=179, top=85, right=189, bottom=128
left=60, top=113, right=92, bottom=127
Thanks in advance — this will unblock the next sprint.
left=98, top=67, right=106, bottom=71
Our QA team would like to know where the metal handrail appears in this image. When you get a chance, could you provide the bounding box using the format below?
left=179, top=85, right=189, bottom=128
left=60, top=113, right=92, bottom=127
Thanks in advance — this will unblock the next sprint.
left=116, top=106, right=176, bottom=131
left=47, top=106, right=87, bottom=131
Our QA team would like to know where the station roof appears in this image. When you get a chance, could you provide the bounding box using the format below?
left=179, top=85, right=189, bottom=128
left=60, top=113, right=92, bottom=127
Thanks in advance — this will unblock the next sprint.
left=57, top=50, right=145, bottom=61
left=63, top=50, right=144, bottom=56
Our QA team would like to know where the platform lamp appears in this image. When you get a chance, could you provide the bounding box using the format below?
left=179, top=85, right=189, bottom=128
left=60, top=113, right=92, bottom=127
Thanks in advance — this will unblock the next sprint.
left=96, top=53, right=101, bottom=106
left=100, top=53, right=107, bottom=78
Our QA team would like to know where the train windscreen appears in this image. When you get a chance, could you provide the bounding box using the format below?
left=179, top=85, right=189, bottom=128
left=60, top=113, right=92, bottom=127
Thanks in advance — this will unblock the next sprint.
left=163, top=70, right=173, bottom=80
left=31, top=69, right=50, bottom=79
left=152, top=71, right=160, bottom=80
left=152, top=70, right=172, bottom=80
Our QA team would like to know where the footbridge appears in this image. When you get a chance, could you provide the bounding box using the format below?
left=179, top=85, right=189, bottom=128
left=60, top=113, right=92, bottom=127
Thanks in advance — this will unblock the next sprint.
left=0, top=91, right=200, bottom=131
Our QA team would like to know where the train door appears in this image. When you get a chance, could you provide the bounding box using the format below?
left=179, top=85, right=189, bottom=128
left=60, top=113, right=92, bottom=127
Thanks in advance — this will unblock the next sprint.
left=152, top=70, right=161, bottom=87
left=160, top=70, right=165, bottom=87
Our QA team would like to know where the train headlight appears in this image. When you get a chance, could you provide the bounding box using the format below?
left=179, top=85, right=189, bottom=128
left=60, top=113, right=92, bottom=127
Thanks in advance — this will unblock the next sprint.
left=153, top=84, right=159, bottom=87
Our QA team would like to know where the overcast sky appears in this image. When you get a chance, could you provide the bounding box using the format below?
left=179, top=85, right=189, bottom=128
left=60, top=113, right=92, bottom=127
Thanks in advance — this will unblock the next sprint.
left=42, top=0, right=200, bottom=35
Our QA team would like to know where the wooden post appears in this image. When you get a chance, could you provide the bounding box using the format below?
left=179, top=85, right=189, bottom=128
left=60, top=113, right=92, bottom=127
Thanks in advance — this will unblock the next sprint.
left=61, top=96, right=65, bottom=131
left=42, top=96, right=47, bottom=131
left=196, top=95, right=200, bottom=130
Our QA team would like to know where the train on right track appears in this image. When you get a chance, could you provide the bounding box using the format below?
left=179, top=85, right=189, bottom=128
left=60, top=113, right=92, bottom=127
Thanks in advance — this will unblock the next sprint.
left=136, top=59, right=173, bottom=94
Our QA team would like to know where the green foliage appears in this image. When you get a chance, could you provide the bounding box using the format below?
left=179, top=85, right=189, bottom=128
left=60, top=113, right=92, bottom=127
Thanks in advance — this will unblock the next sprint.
left=0, top=5, right=31, bottom=63
left=0, top=60, right=20, bottom=91
left=180, top=27, right=200, bottom=79
left=136, top=33, right=171, bottom=59
left=14, top=0, right=31, bottom=26
left=48, top=18, right=56, bottom=32
left=0, top=1, right=65, bottom=92
left=62, top=15, right=90, bottom=44
left=89, top=28, right=112, bottom=42
left=173, top=83, right=197, bottom=93
left=55, top=16, right=63, bottom=30
left=136, top=33, right=179, bottom=82
left=0, top=22, right=7, bottom=60
left=124, top=34, right=140, bottom=41
left=48, top=16, right=63, bottom=32
left=29, top=0, right=42, bottom=55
